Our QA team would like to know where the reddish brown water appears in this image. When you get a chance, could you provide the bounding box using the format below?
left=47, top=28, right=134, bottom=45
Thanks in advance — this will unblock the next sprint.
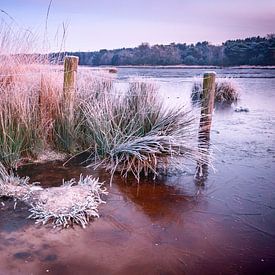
left=1, top=68, right=275, bottom=275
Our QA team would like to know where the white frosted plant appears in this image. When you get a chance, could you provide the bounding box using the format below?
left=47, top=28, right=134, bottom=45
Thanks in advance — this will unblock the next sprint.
left=0, top=162, right=107, bottom=228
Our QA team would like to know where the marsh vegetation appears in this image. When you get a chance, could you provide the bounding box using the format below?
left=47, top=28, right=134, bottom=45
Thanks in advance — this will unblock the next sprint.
left=0, top=54, right=208, bottom=177
left=191, top=78, right=239, bottom=105
left=0, top=26, right=209, bottom=182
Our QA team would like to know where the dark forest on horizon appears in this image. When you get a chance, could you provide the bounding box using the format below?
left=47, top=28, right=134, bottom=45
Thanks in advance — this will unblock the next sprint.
left=53, top=35, right=275, bottom=67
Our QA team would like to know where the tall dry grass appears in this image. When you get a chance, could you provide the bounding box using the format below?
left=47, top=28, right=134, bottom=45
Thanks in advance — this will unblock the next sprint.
left=0, top=21, right=65, bottom=166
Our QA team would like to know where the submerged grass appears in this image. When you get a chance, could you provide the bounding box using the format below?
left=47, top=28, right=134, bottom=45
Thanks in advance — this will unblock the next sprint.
left=0, top=162, right=107, bottom=228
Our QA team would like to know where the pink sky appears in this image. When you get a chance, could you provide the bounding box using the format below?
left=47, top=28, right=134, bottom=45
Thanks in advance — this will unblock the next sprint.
left=1, top=0, right=275, bottom=51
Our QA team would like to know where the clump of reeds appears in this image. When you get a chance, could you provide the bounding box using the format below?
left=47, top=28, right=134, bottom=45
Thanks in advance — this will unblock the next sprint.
left=191, top=78, right=239, bottom=105
left=0, top=21, right=64, bottom=167
left=81, top=80, right=209, bottom=182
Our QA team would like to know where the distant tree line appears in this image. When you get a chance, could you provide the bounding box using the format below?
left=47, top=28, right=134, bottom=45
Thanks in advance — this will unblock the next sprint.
left=51, top=35, right=275, bottom=66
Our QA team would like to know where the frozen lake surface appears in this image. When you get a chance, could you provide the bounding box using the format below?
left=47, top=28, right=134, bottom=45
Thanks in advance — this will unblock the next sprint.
left=0, top=67, right=275, bottom=275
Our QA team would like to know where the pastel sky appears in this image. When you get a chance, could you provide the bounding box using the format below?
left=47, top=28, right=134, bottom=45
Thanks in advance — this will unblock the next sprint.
left=1, top=0, right=275, bottom=51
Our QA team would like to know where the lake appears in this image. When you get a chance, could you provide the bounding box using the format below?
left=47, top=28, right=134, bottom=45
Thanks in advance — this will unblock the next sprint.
left=0, top=67, right=275, bottom=275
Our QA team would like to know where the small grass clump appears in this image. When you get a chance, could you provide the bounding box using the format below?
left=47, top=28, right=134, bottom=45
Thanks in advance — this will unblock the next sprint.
left=0, top=162, right=107, bottom=228
left=81, top=80, right=209, bottom=182
left=191, top=78, right=239, bottom=105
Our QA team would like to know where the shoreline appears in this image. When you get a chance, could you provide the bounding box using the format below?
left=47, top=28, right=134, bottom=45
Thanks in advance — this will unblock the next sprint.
left=86, top=65, right=275, bottom=70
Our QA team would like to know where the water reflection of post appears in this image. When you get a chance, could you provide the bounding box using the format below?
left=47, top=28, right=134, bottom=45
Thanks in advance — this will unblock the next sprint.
left=114, top=179, right=198, bottom=222
left=195, top=72, right=216, bottom=185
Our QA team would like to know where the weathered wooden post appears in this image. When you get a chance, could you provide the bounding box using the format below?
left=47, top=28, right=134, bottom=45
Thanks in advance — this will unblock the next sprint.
left=63, top=56, right=79, bottom=122
left=199, top=72, right=216, bottom=140
left=195, top=72, right=216, bottom=183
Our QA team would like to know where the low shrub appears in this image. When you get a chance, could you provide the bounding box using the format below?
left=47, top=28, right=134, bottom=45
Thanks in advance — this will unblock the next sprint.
left=191, top=78, right=239, bottom=105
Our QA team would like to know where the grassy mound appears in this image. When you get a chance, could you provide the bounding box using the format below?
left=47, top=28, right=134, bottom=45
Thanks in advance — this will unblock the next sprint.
left=0, top=163, right=107, bottom=228
left=80, top=80, right=209, bottom=182
left=191, top=78, right=239, bottom=105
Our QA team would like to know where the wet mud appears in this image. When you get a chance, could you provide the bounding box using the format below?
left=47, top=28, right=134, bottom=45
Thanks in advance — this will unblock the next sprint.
left=0, top=68, right=275, bottom=275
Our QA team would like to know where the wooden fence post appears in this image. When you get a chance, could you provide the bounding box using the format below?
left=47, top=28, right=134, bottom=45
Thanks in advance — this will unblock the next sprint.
left=195, top=72, right=216, bottom=183
left=199, top=72, right=216, bottom=141
left=63, top=56, right=79, bottom=121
